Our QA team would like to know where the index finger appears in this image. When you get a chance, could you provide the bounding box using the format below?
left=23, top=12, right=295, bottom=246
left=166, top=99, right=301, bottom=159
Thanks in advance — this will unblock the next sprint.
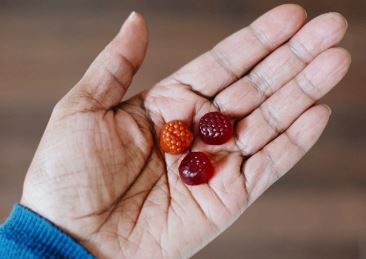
left=164, top=4, right=307, bottom=97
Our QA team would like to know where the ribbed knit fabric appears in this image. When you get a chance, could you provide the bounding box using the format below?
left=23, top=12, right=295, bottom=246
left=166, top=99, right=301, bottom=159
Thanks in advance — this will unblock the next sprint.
left=0, top=204, right=94, bottom=258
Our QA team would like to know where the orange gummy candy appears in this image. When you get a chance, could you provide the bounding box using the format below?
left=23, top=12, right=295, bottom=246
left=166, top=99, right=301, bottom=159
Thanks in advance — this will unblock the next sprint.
left=160, top=120, right=193, bottom=154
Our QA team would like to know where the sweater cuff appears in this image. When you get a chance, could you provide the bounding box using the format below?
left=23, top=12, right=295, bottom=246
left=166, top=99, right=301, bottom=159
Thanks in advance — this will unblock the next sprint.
left=0, top=204, right=94, bottom=258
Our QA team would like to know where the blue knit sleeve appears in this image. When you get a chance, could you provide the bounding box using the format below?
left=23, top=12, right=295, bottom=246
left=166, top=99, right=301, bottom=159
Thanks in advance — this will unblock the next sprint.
left=0, top=204, right=94, bottom=258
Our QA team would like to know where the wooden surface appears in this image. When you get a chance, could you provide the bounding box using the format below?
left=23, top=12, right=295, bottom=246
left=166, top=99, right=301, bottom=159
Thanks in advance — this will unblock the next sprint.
left=0, top=1, right=365, bottom=258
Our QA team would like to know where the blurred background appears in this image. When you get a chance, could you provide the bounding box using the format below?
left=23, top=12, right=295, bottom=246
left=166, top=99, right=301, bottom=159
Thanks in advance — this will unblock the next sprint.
left=0, top=0, right=365, bottom=258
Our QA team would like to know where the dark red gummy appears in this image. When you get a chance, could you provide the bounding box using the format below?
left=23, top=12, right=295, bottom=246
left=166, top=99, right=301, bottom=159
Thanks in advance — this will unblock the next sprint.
left=178, top=152, right=215, bottom=185
left=199, top=112, right=233, bottom=145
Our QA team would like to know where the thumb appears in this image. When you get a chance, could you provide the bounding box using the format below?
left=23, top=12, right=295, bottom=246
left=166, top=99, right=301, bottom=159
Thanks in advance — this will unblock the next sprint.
left=61, top=11, right=148, bottom=111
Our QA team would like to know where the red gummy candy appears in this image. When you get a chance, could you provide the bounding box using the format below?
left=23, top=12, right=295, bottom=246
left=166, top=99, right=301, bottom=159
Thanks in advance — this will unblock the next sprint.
left=199, top=112, right=233, bottom=145
left=178, top=152, right=214, bottom=185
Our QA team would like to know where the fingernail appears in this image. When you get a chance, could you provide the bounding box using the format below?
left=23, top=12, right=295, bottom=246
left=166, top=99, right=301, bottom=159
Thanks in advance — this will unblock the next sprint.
left=323, top=105, right=332, bottom=115
left=303, top=9, right=308, bottom=19
left=120, top=11, right=138, bottom=31
left=127, top=11, right=138, bottom=22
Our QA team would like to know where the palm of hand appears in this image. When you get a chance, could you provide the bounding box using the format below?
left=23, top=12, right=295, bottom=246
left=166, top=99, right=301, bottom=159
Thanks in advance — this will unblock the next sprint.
left=21, top=5, right=350, bottom=259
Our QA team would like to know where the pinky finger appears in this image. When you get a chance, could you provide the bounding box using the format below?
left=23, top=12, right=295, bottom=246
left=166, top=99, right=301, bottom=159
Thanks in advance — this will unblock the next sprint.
left=243, top=104, right=331, bottom=205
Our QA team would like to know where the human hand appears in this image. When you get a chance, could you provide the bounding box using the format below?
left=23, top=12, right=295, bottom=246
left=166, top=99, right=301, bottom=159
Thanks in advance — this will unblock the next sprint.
left=21, top=5, right=350, bottom=258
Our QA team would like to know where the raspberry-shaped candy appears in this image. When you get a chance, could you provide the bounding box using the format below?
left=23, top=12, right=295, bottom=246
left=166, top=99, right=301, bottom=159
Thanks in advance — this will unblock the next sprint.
left=160, top=120, right=193, bottom=154
left=179, top=152, right=214, bottom=185
left=199, top=112, right=233, bottom=145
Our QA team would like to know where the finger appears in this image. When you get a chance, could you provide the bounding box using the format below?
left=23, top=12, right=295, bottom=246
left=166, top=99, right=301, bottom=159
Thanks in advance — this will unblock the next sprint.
left=243, top=104, right=331, bottom=205
left=236, top=47, right=350, bottom=156
left=214, top=12, right=348, bottom=117
left=62, top=12, right=148, bottom=110
left=163, top=4, right=306, bottom=97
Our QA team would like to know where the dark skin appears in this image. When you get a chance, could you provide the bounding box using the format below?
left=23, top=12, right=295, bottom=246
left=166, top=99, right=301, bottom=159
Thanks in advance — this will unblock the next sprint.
left=21, top=5, right=350, bottom=258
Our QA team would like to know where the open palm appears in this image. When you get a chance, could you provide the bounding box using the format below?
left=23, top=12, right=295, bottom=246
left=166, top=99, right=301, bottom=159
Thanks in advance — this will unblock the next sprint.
left=21, top=5, right=350, bottom=258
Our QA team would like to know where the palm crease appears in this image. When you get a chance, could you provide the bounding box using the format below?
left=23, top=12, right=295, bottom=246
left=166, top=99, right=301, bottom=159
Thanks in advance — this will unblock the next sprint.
left=21, top=5, right=350, bottom=258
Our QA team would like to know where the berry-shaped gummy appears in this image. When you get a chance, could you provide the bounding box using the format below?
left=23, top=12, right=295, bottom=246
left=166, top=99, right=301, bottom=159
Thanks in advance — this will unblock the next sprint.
left=199, top=112, right=232, bottom=145
left=160, top=120, right=193, bottom=154
left=179, top=152, right=214, bottom=185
